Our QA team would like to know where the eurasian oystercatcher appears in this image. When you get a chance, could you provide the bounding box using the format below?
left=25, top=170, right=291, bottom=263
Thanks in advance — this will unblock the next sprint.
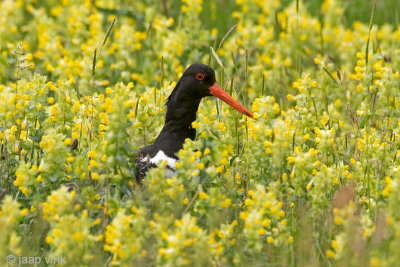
left=135, top=63, right=253, bottom=183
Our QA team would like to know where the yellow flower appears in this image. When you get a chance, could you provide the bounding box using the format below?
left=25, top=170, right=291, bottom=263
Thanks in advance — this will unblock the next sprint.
left=221, top=198, right=231, bottom=208
left=334, top=216, right=343, bottom=225
left=47, top=97, right=55, bottom=104
left=287, top=156, right=295, bottom=164
left=217, top=165, right=224, bottom=173
left=199, top=192, right=208, bottom=200
left=192, top=121, right=200, bottom=129
left=46, top=236, right=54, bottom=244
left=21, top=208, right=29, bottom=216
left=326, top=249, right=335, bottom=258
left=39, top=163, right=45, bottom=172
left=88, top=150, right=96, bottom=158
left=89, top=160, right=97, bottom=167
left=20, top=130, right=27, bottom=140
left=73, top=231, right=83, bottom=242
left=11, top=125, right=18, bottom=133
left=105, top=87, right=113, bottom=94
left=262, top=219, right=271, bottom=227
left=258, top=228, right=267, bottom=235
left=92, top=173, right=99, bottom=180
left=64, top=138, right=71, bottom=146
left=196, top=163, right=205, bottom=170
left=331, top=240, right=339, bottom=249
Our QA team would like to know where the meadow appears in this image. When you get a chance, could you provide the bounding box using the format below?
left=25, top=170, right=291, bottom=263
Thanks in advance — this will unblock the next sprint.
left=1, top=0, right=400, bottom=266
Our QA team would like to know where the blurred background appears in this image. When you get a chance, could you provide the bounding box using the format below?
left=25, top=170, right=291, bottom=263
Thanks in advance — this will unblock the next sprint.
left=78, top=0, right=400, bottom=33
left=159, top=0, right=399, bottom=32
left=204, top=0, right=399, bottom=32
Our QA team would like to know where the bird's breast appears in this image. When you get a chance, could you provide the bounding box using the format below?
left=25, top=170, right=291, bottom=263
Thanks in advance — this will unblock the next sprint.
left=141, top=150, right=177, bottom=169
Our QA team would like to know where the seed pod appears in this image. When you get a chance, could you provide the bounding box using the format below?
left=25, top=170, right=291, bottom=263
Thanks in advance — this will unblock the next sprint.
left=65, top=182, right=76, bottom=192
left=1, top=145, right=8, bottom=160
left=71, top=138, right=78, bottom=150
left=383, top=55, right=391, bottom=63
left=0, top=189, right=6, bottom=201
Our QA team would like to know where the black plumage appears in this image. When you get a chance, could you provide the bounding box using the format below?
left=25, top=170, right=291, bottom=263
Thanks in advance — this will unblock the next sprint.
left=135, top=64, right=253, bottom=183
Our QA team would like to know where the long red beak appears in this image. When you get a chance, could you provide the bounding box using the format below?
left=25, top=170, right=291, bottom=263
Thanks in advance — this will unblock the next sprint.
left=209, top=83, right=254, bottom=119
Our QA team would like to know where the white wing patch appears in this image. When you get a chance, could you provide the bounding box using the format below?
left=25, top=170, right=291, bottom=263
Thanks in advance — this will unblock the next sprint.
left=141, top=150, right=177, bottom=169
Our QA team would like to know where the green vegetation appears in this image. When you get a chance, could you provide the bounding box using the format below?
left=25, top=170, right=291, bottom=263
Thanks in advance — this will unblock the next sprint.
left=0, top=0, right=400, bottom=266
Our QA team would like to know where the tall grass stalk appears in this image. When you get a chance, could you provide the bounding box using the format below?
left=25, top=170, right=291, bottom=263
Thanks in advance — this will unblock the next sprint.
left=365, top=2, right=376, bottom=65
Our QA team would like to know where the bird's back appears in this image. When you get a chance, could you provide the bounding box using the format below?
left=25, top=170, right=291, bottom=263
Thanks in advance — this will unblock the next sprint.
left=135, top=145, right=158, bottom=183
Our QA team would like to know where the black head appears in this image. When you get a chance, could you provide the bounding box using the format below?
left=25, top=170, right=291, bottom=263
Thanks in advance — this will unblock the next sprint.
left=170, top=64, right=216, bottom=101
left=166, top=63, right=253, bottom=122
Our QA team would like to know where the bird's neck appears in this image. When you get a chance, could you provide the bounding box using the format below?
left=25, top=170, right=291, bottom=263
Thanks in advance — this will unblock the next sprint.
left=166, top=99, right=201, bottom=129
left=153, top=99, right=200, bottom=156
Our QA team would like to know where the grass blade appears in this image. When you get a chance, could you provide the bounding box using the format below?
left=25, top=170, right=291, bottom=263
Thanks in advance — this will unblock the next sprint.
left=210, top=46, right=225, bottom=71
left=365, top=2, right=376, bottom=65
left=101, top=17, right=116, bottom=50
left=92, top=48, right=97, bottom=78
left=217, top=24, right=237, bottom=53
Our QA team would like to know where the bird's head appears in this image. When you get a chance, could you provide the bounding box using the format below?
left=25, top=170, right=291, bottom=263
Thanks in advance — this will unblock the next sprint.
left=168, top=63, right=253, bottom=119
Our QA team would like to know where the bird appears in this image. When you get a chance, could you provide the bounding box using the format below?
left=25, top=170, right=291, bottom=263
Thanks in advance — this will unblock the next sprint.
left=135, top=63, right=253, bottom=183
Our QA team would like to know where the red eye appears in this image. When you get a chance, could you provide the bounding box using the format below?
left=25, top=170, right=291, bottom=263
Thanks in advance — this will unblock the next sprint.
left=196, top=73, right=205, bottom=80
